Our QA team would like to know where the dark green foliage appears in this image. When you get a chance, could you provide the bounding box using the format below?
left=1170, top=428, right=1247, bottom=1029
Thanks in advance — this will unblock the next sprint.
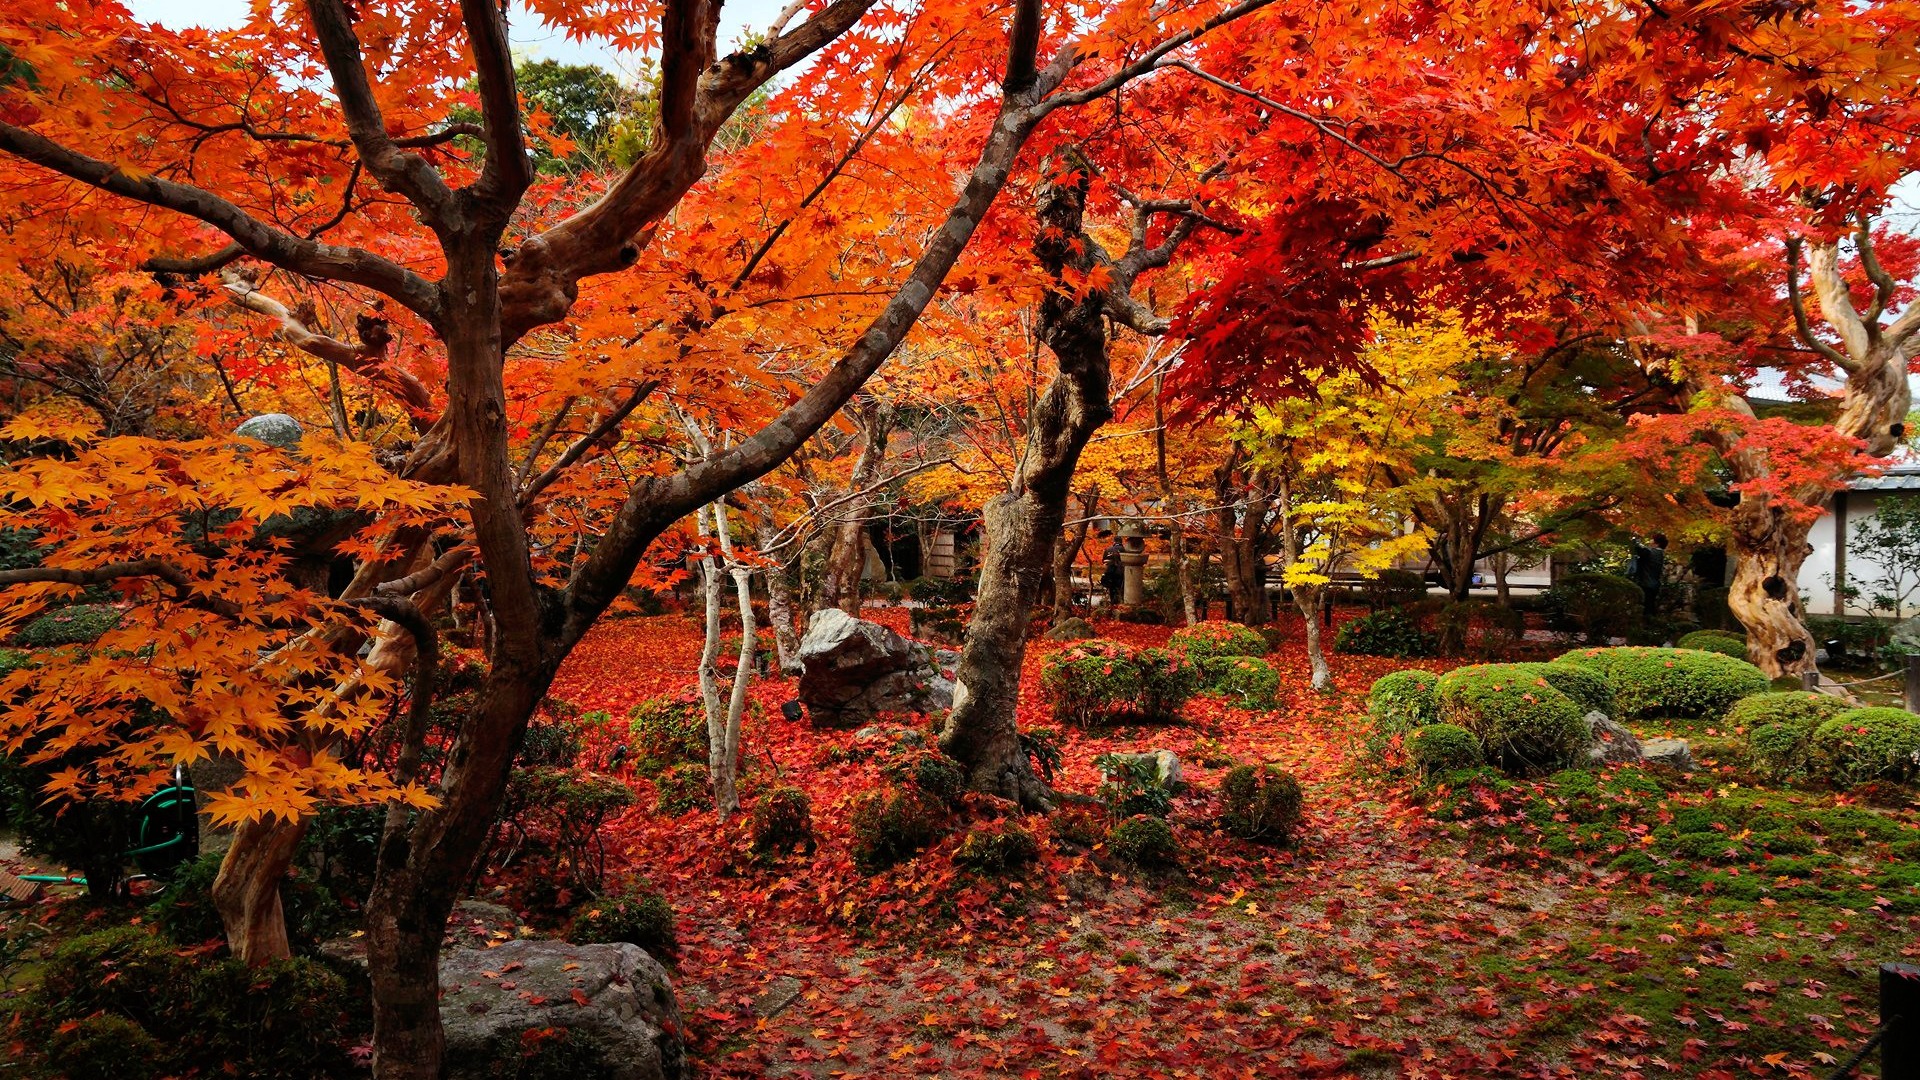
left=1812, top=708, right=1920, bottom=786
left=1135, top=647, right=1200, bottom=720
left=1109, top=815, right=1179, bottom=867
left=1021, top=727, right=1065, bottom=783
left=750, top=786, right=815, bottom=856
left=627, top=695, right=709, bottom=774
left=508, top=766, right=636, bottom=890
left=848, top=787, right=950, bottom=872
left=1676, top=629, right=1748, bottom=658
left=652, top=762, right=710, bottom=817
left=905, top=575, right=974, bottom=605
left=1367, top=669, right=1440, bottom=733
left=12, top=602, right=121, bottom=647
left=1554, top=646, right=1770, bottom=720
left=47, top=1013, right=160, bottom=1080
left=298, top=802, right=385, bottom=919
left=1041, top=639, right=1144, bottom=726
left=454, top=1026, right=619, bottom=1080
left=519, top=716, right=588, bottom=767
left=1435, top=663, right=1587, bottom=775
left=1334, top=608, right=1437, bottom=658
left=954, top=819, right=1040, bottom=872
left=1093, top=753, right=1174, bottom=819
left=882, top=749, right=966, bottom=805
left=1219, top=764, right=1304, bottom=843
left=22, top=926, right=355, bottom=1080
left=1169, top=620, right=1267, bottom=659
left=1197, top=655, right=1280, bottom=707
left=1407, top=724, right=1484, bottom=776
left=1526, top=661, right=1614, bottom=716
left=1544, top=572, right=1643, bottom=643
left=572, top=880, right=677, bottom=958
left=1361, top=568, right=1429, bottom=610
left=0, top=755, right=139, bottom=900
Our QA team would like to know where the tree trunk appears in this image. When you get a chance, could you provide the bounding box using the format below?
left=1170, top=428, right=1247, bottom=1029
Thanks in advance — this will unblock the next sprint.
left=213, top=814, right=311, bottom=966
left=1049, top=498, right=1093, bottom=624
left=758, top=520, right=802, bottom=674
left=1298, top=584, right=1331, bottom=691
left=820, top=400, right=890, bottom=615
left=1153, top=380, right=1198, bottom=626
left=941, top=165, right=1111, bottom=809
left=1726, top=498, right=1819, bottom=676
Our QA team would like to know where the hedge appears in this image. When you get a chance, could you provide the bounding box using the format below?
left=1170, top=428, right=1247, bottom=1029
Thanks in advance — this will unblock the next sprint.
left=1435, top=663, right=1587, bottom=774
left=1553, top=646, right=1769, bottom=720
left=1367, top=670, right=1440, bottom=733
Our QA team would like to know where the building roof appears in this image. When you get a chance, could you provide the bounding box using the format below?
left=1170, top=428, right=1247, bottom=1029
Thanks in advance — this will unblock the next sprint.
left=1850, top=464, right=1920, bottom=492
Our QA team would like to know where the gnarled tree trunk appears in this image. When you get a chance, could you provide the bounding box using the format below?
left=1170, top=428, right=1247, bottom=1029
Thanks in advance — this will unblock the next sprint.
left=1213, top=450, right=1273, bottom=625
left=1049, top=495, right=1094, bottom=624
left=820, top=399, right=891, bottom=615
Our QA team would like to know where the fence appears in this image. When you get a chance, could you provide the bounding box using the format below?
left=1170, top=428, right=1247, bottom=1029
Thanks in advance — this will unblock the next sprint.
left=1828, top=963, right=1916, bottom=1080
left=1799, top=654, right=1920, bottom=713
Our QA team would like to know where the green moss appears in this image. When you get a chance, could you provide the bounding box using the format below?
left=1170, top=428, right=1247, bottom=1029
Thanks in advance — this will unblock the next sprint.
left=1554, top=646, right=1770, bottom=721
left=1109, top=815, right=1179, bottom=867
left=1407, top=723, right=1483, bottom=776
left=1812, top=707, right=1920, bottom=786
left=1367, top=669, right=1440, bottom=733
left=1197, top=655, right=1280, bottom=707
left=1435, top=663, right=1587, bottom=774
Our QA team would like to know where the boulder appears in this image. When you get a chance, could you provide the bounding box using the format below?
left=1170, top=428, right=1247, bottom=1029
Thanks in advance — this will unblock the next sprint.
left=234, top=412, right=304, bottom=448
left=1639, top=737, right=1694, bottom=771
left=1582, top=711, right=1645, bottom=767
left=797, top=609, right=953, bottom=726
left=1046, top=617, right=1097, bottom=641
left=320, top=899, right=524, bottom=970
left=441, top=939, right=686, bottom=1080
left=1892, top=615, right=1920, bottom=653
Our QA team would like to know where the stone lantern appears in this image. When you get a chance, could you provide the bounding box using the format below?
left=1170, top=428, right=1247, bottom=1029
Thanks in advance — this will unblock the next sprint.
left=1116, top=520, right=1148, bottom=605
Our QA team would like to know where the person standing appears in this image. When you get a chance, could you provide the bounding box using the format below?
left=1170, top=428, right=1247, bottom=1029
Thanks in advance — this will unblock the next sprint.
left=1629, top=532, right=1668, bottom=620
left=1098, top=529, right=1123, bottom=605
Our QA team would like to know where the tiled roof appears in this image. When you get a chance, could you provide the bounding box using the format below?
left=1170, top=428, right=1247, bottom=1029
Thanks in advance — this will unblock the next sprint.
left=1850, top=464, right=1920, bottom=492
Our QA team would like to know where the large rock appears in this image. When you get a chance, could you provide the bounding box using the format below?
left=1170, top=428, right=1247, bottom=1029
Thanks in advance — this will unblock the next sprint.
left=797, top=609, right=953, bottom=726
left=1639, top=737, right=1694, bottom=771
left=441, top=939, right=686, bottom=1080
left=1582, top=711, right=1645, bottom=767
left=234, top=412, right=304, bottom=447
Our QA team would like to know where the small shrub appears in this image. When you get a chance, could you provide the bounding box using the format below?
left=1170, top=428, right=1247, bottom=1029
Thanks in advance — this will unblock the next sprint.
left=46, top=1013, right=159, bottom=1080
left=1554, top=646, right=1770, bottom=720
left=1169, top=620, right=1268, bottom=659
left=750, top=786, right=815, bottom=855
left=1021, top=727, right=1065, bottom=783
left=1435, top=664, right=1587, bottom=774
left=1109, top=815, right=1179, bottom=867
left=1812, top=708, right=1920, bottom=786
left=627, top=695, right=709, bottom=774
left=12, top=603, right=122, bottom=647
left=1335, top=608, right=1437, bottom=658
left=954, top=819, right=1040, bottom=872
left=1093, top=753, right=1174, bottom=819
left=652, top=762, right=710, bottom=817
left=1368, top=670, right=1440, bottom=733
left=1677, top=629, right=1748, bottom=659
left=848, top=787, right=950, bottom=872
left=572, top=881, right=677, bottom=957
left=1726, top=690, right=1850, bottom=731
left=1197, top=655, right=1280, bottom=707
left=1544, top=573, right=1643, bottom=644
left=1750, top=722, right=1817, bottom=782
left=1219, top=763, right=1304, bottom=843
left=1040, top=639, right=1143, bottom=726
left=881, top=749, right=966, bottom=805
left=1528, top=661, right=1613, bottom=716
left=1407, top=723, right=1484, bottom=777
left=519, top=717, right=587, bottom=767
left=1136, top=647, right=1200, bottom=720
left=187, top=957, right=353, bottom=1078
left=1361, top=568, right=1429, bottom=610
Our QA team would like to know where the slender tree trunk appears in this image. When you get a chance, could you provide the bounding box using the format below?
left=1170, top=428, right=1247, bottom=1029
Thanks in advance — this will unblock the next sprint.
left=695, top=501, right=753, bottom=820
left=1050, top=497, right=1093, bottom=624
left=211, top=815, right=309, bottom=965
left=821, top=400, right=891, bottom=614
left=1274, top=468, right=1332, bottom=691
left=1153, top=380, right=1198, bottom=626
left=758, top=520, right=802, bottom=674
left=1492, top=551, right=1512, bottom=606
left=942, top=166, right=1112, bottom=809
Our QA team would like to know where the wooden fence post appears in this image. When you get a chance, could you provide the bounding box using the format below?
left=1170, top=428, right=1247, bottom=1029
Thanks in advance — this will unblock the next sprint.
left=1886, top=963, right=1918, bottom=1080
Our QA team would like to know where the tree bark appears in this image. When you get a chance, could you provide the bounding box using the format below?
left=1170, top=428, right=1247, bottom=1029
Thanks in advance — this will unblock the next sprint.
left=212, top=814, right=311, bottom=965
left=757, top=519, right=803, bottom=674
left=820, top=399, right=891, bottom=614
left=1213, top=452, right=1272, bottom=626
left=1049, top=496, right=1094, bottom=624
left=1274, top=468, right=1332, bottom=691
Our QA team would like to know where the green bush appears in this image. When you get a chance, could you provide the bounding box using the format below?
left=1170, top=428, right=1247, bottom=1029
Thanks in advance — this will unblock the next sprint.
left=1219, top=764, right=1304, bottom=843
left=46, top=1013, right=160, bottom=1080
left=954, top=819, right=1040, bottom=872
left=652, top=762, right=710, bottom=817
left=151, top=848, right=350, bottom=951
left=1726, top=690, right=1850, bottom=732
left=881, top=749, right=966, bottom=805
left=187, top=956, right=354, bottom=1078
left=572, top=880, right=677, bottom=957
left=1136, top=647, right=1200, bottom=720
left=750, top=786, right=815, bottom=856
left=1527, top=661, right=1614, bottom=716
left=1544, top=573, right=1642, bottom=644
left=1677, top=629, right=1748, bottom=659
left=848, top=787, right=950, bottom=872
left=1197, top=655, right=1280, bottom=707
left=1169, top=620, right=1268, bottom=659
left=1109, top=815, right=1179, bottom=867
left=1368, top=670, right=1440, bottom=733
left=905, top=575, right=973, bottom=605
left=627, top=695, right=709, bottom=774
left=519, top=716, right=588, bottom=767
left=1554, top=646, right=1770, bottom=720
left=1093, top=753, right=1174, bottom=819
left=1041, top=639, right=1144, bottom=726
left=1361, top=568, right=1429, bottom=610
left=1435, top=664, right=1587, bottom=774
left=12, top=603, right=122, bottom=647
left=1407, top=724, right=1484, bottom=777
left=1334, top=608, right=1437, bottom=658
left=1750, top=722, right=1817, bottom=782
left=1812, top=708, right=1920, bottom=787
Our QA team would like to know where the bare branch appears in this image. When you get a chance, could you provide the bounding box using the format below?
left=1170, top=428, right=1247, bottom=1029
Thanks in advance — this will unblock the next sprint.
left=374, top=545, right=475, bottom=598
left=1035, top=0, right=1283, bottom=116
left=0, top=558, right=191, bottom=589
left=221, top=273, right=437, bottom=422
left=519, top=381, right=661, bottom=508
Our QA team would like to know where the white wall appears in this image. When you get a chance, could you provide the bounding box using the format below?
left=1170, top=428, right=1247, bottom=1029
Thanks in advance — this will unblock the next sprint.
left=1799, top=491, right=1907, bottom=617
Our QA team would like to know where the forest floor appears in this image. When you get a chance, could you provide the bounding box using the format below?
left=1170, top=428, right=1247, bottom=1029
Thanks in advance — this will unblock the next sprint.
left=543, top=611, right=1920, bottom=1080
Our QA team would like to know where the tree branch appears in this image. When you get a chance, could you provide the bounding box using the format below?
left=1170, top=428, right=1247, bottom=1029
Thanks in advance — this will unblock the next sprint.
left=519, top=381, right=661, bottom=508
left=1798, top=236, right=1872, bottom=369
left=221, top=273, right=437, bottom=423
left=459, top=0, right=534, bottom=212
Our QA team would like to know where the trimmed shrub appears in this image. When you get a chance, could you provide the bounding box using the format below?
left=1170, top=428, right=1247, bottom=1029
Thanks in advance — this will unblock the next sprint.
left=1677, top=629, right=1749, bottom=659
left=750, top=786, right=815, bottom=855
left=1109, top=815, right=1179, bottom=867
left=1169, top=620, right=1268, bottom=659
left=12, top=603, right=121, bottom=648
left=572, top=881, right=677, bottom=957
left=954, top=819, right=1040, bottom=872
left=1435, top=664, right=1587, bottom=774
left=1094, top=752, right=1174, bottom=819
left=1368, top=670, right=1440, bottom=733
left=1544, top=573, right=1642, bottom=644
left=47, top=1013, right=160, bottom=1080
left=1812, top=708, right=1920, bottom=787
left=1361, top=568, right=1429, bottom=610
left=652, top=762, right=710, bottom=817
left=1136, top=647, right=1201, bottom=720
left=627, top=695, right=708, bottom=774
left=1041, top=639, right=1144, bottom=726
left=849, top=787, right=950, bottom=872
left=1334, top=608, right=1437, bottom=658
left=881, top=749, right=966, bottom=805
left=1554, top=646, right=1770, bottom=720
left=1726, top=690, right=1850, bottom=732
left=1528, top=661, right=1613, bottom=717
left=1408, top=723, right=1484, bottom=777
left=1219, top=764, right=1304, bottom=843
left=1197, top=655, right=1280, bottom=708
left=1750, top=722, right=1818, bottom=782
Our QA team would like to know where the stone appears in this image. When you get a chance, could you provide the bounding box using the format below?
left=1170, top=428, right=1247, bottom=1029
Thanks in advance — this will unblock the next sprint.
left=1046, top=617, right=1096, bottom=641
left=320, top=899, right=525, bottom=971
left=1892, top=615, right=1920, bottom=652
left=441, top=939, right=686, bottom=1080
left=1581, top=711, right=1645, bottom=766
left=751, top=975, right=806, bottom=1019
left=1639, top=737, right=1694, bottom=771
left=797, top=609, right=953, bottom=726
left=853, top=725, right=927, bottom=749
left=780, top=699, right=804, bottom=723
left=1098, top=749, right=1183, bottom=790
left=234, top=412, right=304, bottom=448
